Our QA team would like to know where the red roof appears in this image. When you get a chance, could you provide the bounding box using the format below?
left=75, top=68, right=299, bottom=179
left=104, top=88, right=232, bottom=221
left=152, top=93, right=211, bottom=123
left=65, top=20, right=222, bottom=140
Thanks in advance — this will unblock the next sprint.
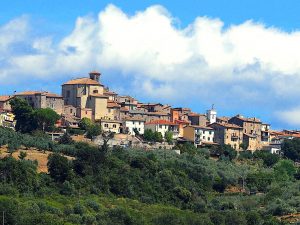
left=0, top=95, right=13, bottom=102
left=145, top=120, right=178, bottom=126
left=175, top=119, right=190, bottom=124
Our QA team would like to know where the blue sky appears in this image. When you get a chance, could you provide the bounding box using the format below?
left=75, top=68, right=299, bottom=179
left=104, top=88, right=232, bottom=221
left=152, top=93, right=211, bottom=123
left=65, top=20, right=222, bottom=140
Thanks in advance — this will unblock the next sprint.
left=1, top=0, right=300, bottom=129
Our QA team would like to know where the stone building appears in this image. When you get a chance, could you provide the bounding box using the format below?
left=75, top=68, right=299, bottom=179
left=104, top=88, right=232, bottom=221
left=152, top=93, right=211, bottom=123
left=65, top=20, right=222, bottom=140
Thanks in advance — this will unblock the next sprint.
left=209, top=122, right=243, bottom=150
left=188, top=113, right=208, bottom=127
left=15, top=91, right=64, bottom=115
left=229, top=115, right=262, bottom=150
left=62, top=71, right=109, bottom=121
left=0, top=96, right=13, bottom=112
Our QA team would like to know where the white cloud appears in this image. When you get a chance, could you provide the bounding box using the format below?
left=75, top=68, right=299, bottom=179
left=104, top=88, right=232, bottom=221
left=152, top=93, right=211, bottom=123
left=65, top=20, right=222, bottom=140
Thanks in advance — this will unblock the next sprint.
left=276, top=107, right=300, bottom=126
left=1, top=4, right=300, bottom=126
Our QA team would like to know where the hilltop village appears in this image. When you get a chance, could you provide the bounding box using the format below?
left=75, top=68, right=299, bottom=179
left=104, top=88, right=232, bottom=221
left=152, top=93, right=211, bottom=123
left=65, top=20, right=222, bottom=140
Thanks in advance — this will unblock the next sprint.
left=0, top=71, right=295, bottom=153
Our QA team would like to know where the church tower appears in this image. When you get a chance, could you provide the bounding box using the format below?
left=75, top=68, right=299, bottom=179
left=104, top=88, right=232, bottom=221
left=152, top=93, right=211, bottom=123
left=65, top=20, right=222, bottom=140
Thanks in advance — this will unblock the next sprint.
left=89, top=71, right=101, bottom=82
left=207, top=104, right=217, bottom=124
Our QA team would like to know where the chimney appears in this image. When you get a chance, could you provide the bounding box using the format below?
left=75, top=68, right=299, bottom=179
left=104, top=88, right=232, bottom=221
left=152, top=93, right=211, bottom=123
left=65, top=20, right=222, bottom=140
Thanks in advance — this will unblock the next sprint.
left=89, top=71, right=101, bottom=82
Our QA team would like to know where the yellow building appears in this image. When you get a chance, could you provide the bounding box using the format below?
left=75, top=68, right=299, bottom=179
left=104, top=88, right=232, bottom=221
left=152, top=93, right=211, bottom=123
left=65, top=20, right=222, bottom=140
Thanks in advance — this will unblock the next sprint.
left=100, top=119, right=122, bottom=133
left=0, top=112, right=16, bottom=129
left=183, top=125, right=214, bottom=147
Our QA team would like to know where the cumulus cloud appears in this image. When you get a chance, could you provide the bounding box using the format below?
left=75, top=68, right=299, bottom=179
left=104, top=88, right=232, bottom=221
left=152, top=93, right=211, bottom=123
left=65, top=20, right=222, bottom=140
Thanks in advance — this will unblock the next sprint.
left=276, top=108, right=300, bottom=126
left=1, top=4, right=300, bottom=126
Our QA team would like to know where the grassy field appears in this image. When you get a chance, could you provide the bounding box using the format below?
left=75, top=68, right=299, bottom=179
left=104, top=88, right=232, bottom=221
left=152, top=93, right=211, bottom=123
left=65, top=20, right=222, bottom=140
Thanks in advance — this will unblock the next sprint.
left=0, top=146, right=74, bottom=173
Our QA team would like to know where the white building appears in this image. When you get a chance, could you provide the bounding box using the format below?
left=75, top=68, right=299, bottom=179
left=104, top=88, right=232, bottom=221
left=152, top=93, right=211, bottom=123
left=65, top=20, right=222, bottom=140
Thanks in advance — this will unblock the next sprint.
left=183, top=125, right=215, bottom=147
left=124, top=118, right=145, bottom=135
left=145, top=120, right=179, bottom=139
left=206, top=105, right=217, bottom=124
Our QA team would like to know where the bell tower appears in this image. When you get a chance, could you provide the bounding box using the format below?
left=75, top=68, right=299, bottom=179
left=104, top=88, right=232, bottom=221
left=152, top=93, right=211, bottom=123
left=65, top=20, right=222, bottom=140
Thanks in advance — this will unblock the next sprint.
left=207, top=104, right=217, bottom=124
left=89, top=71, right=101, bottom=82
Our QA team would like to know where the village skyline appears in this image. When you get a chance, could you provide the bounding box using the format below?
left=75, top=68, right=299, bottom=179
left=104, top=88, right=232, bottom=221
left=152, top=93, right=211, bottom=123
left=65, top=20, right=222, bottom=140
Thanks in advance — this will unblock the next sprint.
left=2, top=1, right=300, bottom=129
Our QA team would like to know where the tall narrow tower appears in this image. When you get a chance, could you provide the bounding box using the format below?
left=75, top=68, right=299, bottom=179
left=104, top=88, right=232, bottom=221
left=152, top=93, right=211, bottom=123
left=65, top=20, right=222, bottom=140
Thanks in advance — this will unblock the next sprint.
left=89, top=71, right=101, bottom=82
left=207, top=104, right=217, bottom=124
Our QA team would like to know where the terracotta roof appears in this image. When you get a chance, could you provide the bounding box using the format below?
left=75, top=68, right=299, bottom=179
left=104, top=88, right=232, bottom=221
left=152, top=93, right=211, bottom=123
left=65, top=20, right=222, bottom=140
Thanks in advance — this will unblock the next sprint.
left=188, top=112, right=205, bottom=117
left=175, top=120, right=190, bottom=124
left=209, top=122, right=243, bottom=129
left=0, top=95, right=13, bottom=102
left=120, top=107, right=129, bottom=112
left=89, top=94, right=109, bottom=98
left=145, top=120, right=178, bottom=126
left=147, top=111, right=169, bottom=116
left=191, top=125, right=214, bottom=130
left=15, top=91, right=62, bottom=98
left=63, top=78, right=102, bottom=86
left=107, top=101, right=120, bottom=108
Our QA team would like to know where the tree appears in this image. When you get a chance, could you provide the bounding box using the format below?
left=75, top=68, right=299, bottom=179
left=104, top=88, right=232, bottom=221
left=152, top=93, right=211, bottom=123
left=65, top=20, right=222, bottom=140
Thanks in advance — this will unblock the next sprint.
left=212, top=145, right=237, bottom=161
left=253, top=151, right=279, bottom=167
left=59, top=132, right=74, bottom=145
left=86, top=124, right=101, bottom=140
left=78, top=118, right=92, bottom=130
left=18, top=151, right=27, bottom=160
left=165, top=131, right=173, bottom=144
left=143, top=129, right=154, bottom=142
left=10, top=97, right=36, bottom=133
left=47, top=153, right=71, bottom=183
left=153, top=131, right=163, bottom=143
left=33, top=108, right=60, bottom=132
left=282, top=138, right=300, bottom=161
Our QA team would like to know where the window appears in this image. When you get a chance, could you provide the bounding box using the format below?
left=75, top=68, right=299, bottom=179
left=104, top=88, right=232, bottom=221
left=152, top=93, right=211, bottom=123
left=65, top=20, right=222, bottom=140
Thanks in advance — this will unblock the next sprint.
left=93, top=90, right=98, bottom=94
left=104, top=124, right=108, bottom=128
left=113, top=124, right=116, bottom=128
left=208, top=137, right=210, bottom=141
left=70, top=109, right=73, bottom=113
left=159, top=125, right=162, bottom=129
left=66, top=90, right=70, bottom=98
left=138, top=128, right=141, bottom=131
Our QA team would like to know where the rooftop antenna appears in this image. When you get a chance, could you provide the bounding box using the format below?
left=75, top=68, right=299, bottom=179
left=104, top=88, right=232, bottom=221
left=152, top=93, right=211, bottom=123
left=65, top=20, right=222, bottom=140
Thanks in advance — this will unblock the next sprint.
left=212, top=104, right=215, bottom=110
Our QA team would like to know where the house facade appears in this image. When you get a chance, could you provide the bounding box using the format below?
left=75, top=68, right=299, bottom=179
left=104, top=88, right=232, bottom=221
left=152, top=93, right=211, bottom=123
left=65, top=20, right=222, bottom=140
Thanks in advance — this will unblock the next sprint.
left=145, top=120, right=179, bottom=139
left=15, top=91, right=64, bottom=115
left=124, top=118, right=145, bottom=135
left=0, top=96, right=13, bottom=112
left=229, top=115, right=262, bottom=150
left=183, top=125, right=214, bottom=147
left=100, top=119, right=122, bottom=133
left=209, top=122, right=243, bottom=150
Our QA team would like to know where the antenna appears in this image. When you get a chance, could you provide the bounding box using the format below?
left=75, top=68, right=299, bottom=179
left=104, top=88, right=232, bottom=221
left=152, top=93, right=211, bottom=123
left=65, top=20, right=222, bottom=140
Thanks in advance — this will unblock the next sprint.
left=212, top=104, right=215, bottom=110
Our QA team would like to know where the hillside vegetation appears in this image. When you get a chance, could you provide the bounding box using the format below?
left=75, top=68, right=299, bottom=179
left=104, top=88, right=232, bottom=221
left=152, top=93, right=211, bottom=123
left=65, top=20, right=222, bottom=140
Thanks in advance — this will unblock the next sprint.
left=1, top=127, right=300, bottom=224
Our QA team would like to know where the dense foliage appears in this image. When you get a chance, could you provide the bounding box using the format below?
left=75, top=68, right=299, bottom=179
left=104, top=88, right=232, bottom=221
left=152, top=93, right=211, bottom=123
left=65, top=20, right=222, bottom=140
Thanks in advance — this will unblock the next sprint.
left=0, top=127, right=299, bottom=224
left=10, top=98, right=59, bottom=133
